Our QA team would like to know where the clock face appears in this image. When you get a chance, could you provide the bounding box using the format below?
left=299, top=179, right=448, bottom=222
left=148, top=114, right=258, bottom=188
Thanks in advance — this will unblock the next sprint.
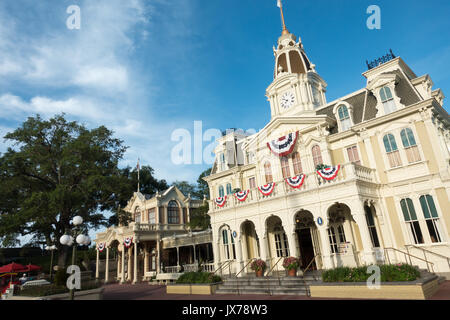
left=280, top=91, right=295, bottom=109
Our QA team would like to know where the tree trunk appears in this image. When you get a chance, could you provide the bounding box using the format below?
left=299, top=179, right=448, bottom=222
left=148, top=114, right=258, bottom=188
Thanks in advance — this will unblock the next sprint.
left=57, top=246, right=69, bottom=268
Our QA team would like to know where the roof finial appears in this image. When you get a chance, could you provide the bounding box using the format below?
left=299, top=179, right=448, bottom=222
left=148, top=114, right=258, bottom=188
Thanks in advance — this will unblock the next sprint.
left=277, top=0, right=290, bottom=35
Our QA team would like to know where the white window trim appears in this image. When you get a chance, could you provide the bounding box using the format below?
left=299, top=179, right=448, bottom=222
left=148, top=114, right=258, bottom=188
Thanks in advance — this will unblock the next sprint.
left=367, top=75, right=405, bottom=117
left=333, top=101, right=354, bottom=133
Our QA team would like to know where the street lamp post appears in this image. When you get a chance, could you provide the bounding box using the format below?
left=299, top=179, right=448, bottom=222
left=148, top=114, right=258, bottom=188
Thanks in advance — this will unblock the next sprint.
left=59, top=216, right=90, bottom=300
left=45, top=245, right=57, bottom=281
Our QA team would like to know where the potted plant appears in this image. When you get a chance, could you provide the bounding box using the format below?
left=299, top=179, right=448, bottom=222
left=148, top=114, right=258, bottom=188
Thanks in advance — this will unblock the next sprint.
left=250, top=259, right=266, bottom=277
left=283, top=257, right=300, bottom=277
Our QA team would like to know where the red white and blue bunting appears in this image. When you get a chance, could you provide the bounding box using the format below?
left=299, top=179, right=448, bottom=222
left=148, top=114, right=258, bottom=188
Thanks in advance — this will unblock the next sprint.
left=317, top=165, right=341, bottom=181
left=285, top=174, right=306, bottom=189
left=123, top=237, right=133, bottom=248
left=234, top=190, right=250, bottom=202
left=215, top=196, right=227, bottom=207
left=97, top=242, right=106, bottom=252
left=258, top=183, right=276, bottom=196
left=266, top=131, right=299, bottom=157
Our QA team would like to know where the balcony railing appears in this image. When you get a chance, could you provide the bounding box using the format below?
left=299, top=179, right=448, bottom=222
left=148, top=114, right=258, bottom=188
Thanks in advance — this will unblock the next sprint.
left=210, top=163, right=377, bottom=212
left=133, top=223, right=187, bottom=232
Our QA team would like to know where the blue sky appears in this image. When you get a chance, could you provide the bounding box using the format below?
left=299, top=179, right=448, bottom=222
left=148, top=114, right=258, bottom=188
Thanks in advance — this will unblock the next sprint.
left=0, top=0, right=449, bottom=186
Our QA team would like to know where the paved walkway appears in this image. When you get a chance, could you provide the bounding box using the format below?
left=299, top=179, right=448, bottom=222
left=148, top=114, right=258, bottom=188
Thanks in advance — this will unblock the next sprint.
left=102, top=281, right=450, bottom=300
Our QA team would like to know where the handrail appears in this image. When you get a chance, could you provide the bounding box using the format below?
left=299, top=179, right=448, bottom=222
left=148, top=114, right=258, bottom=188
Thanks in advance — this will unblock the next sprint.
left=213, top=260, right=233, bottom=276
left=384, top=247, right=435, bottom=273
left=235, top=258, right=256, bottom=295
left=265, top=257, right=283, bottom=296
left=405, top=244, right=450, bottom=269
left=301, top=254, right=320, bottom=297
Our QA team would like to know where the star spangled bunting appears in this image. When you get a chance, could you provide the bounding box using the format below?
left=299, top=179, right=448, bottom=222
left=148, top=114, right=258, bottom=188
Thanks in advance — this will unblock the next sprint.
left=267, top=131, right=298, bottom=157
left=97, top=242, right=106, bottom=252
left=123, top=237, right=133, bottom=248
left=234, top=190, right=250, bottom=202
left=258, top=183, right=276, bottom=196
left=214, top=196, right=227, bottom=207
left=317, top=165, right=341, bottom=181
left=285, top=174, right=306, bottom=189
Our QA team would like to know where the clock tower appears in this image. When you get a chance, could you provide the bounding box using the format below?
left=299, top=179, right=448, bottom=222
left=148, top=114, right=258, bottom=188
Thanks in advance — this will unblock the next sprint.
left=266, top=3, right=327, bottom=119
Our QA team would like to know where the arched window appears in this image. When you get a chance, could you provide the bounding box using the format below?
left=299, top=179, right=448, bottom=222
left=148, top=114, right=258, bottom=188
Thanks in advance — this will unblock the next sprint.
left=226, top=183, right=232, bottom=195
left=264, top=162, right=273, bottom=184
left=383, top=134, right=402, bottom=168
left=400, top=198, right=424, bottom=244
left=312, top=145, right=323, bottom=168
left=220, top=226, right=236, bottom=260
left=218, top=186, right=224, bottom=197
left=364, top=206, right=380, bottom=248
left=134, top=207, right=141, bottom=223
left=292, top=152, right=303, bottom=175
left=280, top=156, right=290, bottom=179
left=148, top=208, right=156, bottom=224
left=337, top=105, right=351, bottom=131
left=419, top=195, right=443, bottom=243
left=379, top=86, right=396, bottom=114
left=167, top=200, right=180, bottom=224
left=401, top=128, right=421, bottom=163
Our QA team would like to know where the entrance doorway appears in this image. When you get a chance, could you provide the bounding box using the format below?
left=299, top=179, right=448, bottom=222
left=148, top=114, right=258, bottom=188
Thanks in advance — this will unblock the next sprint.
left=295, top=210, right=318, bottom=270
left=296, top=228, right=316, bottom=270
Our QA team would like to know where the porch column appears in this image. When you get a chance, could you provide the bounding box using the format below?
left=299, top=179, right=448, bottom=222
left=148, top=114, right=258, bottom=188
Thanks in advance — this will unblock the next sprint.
left=235, top=238, right=244, bottom=277
left=176, top=246, right=180, bottom=268
left=193, top=245, right=197, bottom=263
left=286, top=229, right=298, bottom=257
left=105, top=247, right=110, bottom=283
left=127, top=247, right=132, bottom=281
left=95, top=248, right=99, bottom=280
left=212, top=240, right=220, bottom=272
left=353, top=202, right=376, bottom=265
left=121, top=247, right=125, bottom=283
left=257, top=230, right=269, bottom=267
left=133, top=241, right=138, bottom=284
left=144, top=243, right=149, bottom=280
left=117, top=253, right=121, bottom=281
left=317, top=226, right=333, bottom=269
left=156, top=237, right=161, bottom=274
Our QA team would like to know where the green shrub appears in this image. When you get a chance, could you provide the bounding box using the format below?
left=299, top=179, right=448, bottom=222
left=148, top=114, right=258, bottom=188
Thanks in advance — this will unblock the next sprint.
left=176, top=272, right=222, bottom=284
left=322, top=264, right=420, bottom=282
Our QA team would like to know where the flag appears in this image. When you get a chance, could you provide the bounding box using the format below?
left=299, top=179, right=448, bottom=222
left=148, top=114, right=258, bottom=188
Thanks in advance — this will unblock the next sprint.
left=277, top=0, right=282, bottom=8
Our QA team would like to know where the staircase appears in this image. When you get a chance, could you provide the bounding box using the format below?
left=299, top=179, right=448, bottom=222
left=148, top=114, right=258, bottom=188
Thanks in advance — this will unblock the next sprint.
left=216, top=271, right=322, bottom=296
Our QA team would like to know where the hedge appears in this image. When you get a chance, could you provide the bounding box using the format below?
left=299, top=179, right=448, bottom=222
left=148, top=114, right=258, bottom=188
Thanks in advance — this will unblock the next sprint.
left=176, top=272, right=222, bottom=284
left=322, top=264, right=420, bottom=282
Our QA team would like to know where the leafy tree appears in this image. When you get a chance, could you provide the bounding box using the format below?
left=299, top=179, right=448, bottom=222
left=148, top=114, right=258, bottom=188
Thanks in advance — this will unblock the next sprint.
left=196, top=167, right=211, bottom=199
left=0, top=114, right=130, bottom=266
left=188, top=203, right=210, bottom=230
left=171, top=180, right=197, bottom=198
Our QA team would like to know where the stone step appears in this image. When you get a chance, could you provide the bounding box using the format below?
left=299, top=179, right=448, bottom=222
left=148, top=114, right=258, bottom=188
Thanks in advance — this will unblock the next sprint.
left=220, top=283, right=310, bottom=289
left=220, top=280, right=316, bottom=287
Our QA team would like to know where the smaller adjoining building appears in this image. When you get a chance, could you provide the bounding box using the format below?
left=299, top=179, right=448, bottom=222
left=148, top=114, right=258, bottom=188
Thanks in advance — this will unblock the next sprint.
left=94, top=186, right=213, bottom=283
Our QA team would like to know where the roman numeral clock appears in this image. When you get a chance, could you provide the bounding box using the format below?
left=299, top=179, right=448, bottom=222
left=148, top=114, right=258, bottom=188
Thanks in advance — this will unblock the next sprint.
left=280, top=91, right=296, bottom=109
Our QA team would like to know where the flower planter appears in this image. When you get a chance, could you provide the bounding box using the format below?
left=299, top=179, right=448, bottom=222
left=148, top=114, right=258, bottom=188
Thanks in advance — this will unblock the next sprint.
left=255, top=270, right=264, bottom=277
left=288, top=269, right=297, bottom=277
left=166, top=283, right=221, bottom=295
left=309, top=274, right=440, bottom=300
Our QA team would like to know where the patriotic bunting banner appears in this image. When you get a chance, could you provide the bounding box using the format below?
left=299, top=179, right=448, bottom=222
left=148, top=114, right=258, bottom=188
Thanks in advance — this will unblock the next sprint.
left=258, top=183, right=276, bottom=196
left=123, top=237, right=133, bottom=248
left=215, top=196, right=227, bottom=207
left=285, top=174, right=306, bottom=189
left=234, top=190, right=250, bottom=202
left=97, top=242, right=106, bottom=252
left=317, top=165, right=341, bottom=181
left=267, top=131, right=299, bottom=157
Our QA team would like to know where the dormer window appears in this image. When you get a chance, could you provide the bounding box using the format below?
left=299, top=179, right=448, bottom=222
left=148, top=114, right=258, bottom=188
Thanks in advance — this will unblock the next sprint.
left=380, top=86, right=396, bottom=114
left=333, top=102, right=354, bottom=132
left=338, top=105, right=351, bottom=131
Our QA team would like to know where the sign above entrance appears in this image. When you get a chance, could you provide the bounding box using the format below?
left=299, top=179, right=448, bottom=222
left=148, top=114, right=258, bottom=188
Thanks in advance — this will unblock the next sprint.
left=316, top=217, right=324, bottom=226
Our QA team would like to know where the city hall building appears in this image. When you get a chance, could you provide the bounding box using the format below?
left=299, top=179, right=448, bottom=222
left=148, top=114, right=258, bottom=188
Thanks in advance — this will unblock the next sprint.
left=204, top=17, right=450, bottom=277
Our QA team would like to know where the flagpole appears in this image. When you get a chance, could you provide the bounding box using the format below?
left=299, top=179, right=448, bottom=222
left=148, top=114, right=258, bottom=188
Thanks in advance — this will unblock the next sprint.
left=277, top=0, right=289, bottom=35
